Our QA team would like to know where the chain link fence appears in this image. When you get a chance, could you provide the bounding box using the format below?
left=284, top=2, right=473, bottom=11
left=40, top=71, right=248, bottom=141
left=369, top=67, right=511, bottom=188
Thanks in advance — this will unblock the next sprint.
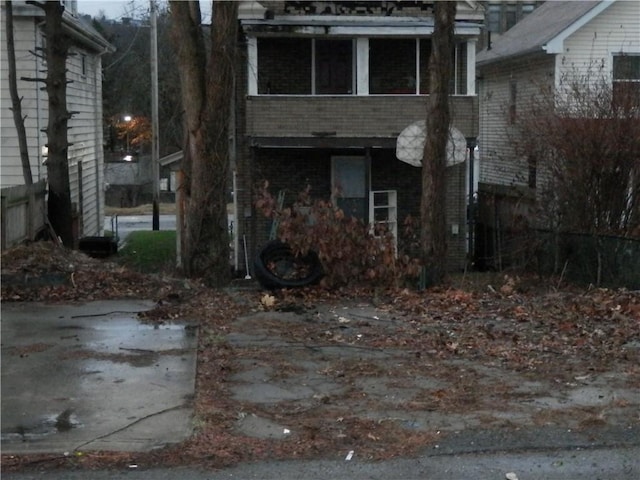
left=475, top=224, right=640, bottom=289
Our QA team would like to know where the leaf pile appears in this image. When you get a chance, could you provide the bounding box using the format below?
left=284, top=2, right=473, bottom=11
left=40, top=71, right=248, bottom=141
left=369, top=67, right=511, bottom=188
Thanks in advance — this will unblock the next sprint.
left=2, top=242, right=639, bottom=473
left=1, top=241, right=195, bottom=302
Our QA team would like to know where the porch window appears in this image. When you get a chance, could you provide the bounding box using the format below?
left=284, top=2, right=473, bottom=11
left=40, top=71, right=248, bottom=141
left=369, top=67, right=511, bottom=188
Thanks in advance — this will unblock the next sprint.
left=254, top=36, right=468, bottom=96
left=370, top=39, right=416, bottom=94
left=613, top=54, right=640, bottom=109
left=314, top=39, right=354, bottom=94
left=257, top=38, right=312, bottom=94
left=418, top=39, right=432, bottom=93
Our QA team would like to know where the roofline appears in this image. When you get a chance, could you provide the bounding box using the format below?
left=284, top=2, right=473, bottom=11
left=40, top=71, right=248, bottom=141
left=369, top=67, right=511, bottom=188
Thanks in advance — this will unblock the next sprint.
left=5, top=2, right=114, bottom=54
left=159, top=151, right=183, bottom=167
left=242, top=17, right=482, bottom=37
left=62, top=12, right=116, bottom=54
left=543, top=0, right=615, bottom=54
left=477, top=49, right=549, bottom=70
left=477, top=0, right=617, bottom=68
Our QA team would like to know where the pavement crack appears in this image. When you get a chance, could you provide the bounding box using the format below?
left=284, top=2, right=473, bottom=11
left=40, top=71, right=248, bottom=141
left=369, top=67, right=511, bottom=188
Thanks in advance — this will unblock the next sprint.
left=70, top=310, right=147, bottom=319
left=72, top=404, right=186, bottom=451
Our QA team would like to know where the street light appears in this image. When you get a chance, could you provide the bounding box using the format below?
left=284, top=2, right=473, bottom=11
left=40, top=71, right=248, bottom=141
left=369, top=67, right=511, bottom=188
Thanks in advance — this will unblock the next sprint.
left=123, top=115, right=132, bottom=152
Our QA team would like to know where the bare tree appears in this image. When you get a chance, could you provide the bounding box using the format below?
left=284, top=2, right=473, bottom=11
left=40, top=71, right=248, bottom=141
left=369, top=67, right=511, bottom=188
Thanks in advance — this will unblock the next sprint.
left=420, top=1, right=456, bottom=285
left=5, top=1, right=33, bottom=185
left=170, top=0, right=237, bottom=285
left=24, top=1, right=75, bottom=247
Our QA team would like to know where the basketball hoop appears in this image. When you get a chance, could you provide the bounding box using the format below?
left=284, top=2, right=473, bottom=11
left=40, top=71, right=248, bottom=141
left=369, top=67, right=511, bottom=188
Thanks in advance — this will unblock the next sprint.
left=396, top=120, right=467, bottom=167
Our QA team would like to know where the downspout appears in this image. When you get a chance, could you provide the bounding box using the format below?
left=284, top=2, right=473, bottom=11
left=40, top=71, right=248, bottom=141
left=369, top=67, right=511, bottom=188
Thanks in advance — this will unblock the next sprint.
left=230, top=70, right=239, bottom=272
left=94, top=46, right=110, bottom=235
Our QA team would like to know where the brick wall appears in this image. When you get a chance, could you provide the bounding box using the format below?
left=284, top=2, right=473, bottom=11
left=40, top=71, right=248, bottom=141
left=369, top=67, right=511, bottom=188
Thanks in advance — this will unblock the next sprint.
left=250, top=148, right=470, bottom=273
left=246, top=96, right=478, bottom=138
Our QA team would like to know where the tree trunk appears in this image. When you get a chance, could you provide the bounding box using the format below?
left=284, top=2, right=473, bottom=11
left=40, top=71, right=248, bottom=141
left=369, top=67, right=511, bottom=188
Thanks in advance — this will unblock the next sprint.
left=170, top=0, right=237, bottom=286
left=43, top=1, right=75, bottom=247
left=6, top=0, right=33, bottom=185
left=420, top=1, right=456, bottom=286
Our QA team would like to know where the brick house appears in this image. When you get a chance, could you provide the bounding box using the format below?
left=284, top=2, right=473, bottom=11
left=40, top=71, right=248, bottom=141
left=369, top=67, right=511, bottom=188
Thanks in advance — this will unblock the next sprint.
left=234, top=1, right=483, bottom=273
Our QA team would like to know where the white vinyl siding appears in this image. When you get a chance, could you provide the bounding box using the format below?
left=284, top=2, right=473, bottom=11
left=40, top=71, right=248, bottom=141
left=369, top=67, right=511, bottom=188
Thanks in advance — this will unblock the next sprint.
left=478, top=55, right=554, bottom=189
left=0, top=17, right=47, bottom=188
left=555, top=0, right=640, bottom=92
left=479, top=0, right=639, bottom=197
left=1, top=8, right=108, bottom=236
left=66, top=46, right=105, bottom=234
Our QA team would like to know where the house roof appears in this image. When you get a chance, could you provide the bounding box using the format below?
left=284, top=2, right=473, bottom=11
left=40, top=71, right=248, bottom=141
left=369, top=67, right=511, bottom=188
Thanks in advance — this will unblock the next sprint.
left=9, top=2, right=114, bottom=54
left=477, top=0, right=615, bottom=67
left=63, top=12, right=116, bottom=53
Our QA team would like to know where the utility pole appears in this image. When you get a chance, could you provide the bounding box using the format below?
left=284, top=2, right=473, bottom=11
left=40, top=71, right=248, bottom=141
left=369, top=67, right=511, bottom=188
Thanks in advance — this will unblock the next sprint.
left=150, top=0, right=160, bottom=230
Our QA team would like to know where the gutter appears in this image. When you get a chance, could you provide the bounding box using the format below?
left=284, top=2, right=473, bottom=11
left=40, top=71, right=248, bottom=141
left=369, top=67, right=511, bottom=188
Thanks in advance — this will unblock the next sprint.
left=62, top=12, right=115, bottom=54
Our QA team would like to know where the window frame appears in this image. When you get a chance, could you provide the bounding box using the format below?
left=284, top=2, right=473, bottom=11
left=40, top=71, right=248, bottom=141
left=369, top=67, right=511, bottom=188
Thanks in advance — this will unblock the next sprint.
left=612, top=53, right=640, bottom=109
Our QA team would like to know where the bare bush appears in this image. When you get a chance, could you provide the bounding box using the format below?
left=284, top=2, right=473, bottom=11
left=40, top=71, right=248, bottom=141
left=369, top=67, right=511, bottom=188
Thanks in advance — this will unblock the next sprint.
left=515, top=64, right=640, bottom=238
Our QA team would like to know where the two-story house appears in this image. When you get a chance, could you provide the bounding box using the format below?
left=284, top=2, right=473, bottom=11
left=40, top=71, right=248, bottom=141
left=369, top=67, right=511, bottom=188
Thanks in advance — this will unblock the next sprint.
left=234, top=0, right=484, bottom=274
left=475, top=0, right=640, bottom=269
left=0, top=0, right=114, bottom=247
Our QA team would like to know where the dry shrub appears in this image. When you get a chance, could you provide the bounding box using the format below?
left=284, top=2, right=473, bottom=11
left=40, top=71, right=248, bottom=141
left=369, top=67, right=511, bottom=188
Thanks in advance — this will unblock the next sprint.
left=255, top=182, right=421, bottom=288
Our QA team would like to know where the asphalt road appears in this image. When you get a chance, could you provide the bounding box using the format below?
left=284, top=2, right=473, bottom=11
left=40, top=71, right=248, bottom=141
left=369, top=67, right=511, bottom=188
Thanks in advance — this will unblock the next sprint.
left=3, top=446, right=639, bottom=479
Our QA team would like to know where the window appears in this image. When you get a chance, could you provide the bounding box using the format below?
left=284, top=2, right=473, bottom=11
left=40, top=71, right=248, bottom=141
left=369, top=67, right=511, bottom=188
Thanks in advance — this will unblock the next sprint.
left=487, top=4, right=501, bottom=32
left=521, top=3, right=536, bottom=17
left=505, top=3, right=518, bottom=31
left=613, top=54, right=640, bottom=109
left=486, top=2, right=540, bottom=35
left=370, top=39, right=416, bottom=94
left=257, top=38, right=312, bottom=94
left=81, top=54, right=87, bottom=76
left=254, top=36, right=466, bottom=96
left=257, top=38, right=354, bottom=95
left=418, top=38, right=432, bottom=93
left=315, top=39, right=353, bottom=94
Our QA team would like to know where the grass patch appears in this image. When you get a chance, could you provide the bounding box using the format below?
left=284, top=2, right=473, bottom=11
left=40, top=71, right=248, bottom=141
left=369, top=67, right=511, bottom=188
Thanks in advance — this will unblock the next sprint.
left=105, top=203, right=177, bottom=216
left=117, top=230, right=176, bottom=273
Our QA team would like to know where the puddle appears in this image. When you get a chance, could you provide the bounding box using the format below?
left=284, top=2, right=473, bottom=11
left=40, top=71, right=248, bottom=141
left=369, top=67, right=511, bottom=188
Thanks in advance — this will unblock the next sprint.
left=1, top=410, right=83, bottom=442
left=1, top=301, right=198, bottom=454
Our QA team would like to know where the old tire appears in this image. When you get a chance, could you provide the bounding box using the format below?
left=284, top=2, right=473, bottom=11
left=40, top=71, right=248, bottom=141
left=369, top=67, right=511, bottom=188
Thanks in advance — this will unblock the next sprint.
left=253, top=240, right=323, bottom=289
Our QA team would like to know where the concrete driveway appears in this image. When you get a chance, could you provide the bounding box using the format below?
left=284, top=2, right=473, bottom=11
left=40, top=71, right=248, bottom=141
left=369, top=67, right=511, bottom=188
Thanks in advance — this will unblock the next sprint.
left=1, top=300, right=197, bottom=454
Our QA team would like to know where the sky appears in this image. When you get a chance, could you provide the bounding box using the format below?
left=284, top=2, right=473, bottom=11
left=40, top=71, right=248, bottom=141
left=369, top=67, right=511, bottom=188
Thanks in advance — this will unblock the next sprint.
left=77, top=1, right=212, bottom=22
left=77, top=1, right=139, bottom=20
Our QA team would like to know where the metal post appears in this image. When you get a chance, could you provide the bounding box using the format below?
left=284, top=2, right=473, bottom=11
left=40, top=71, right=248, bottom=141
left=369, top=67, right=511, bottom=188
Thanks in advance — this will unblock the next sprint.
left=150, top=0, right=160, bottom=230
left=467, top=138, right=477, bottom=265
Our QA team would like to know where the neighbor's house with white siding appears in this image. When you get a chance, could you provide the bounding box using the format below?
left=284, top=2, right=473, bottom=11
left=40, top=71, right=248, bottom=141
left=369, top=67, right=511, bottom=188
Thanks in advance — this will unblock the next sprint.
left=473, top=0, right=639, bottom=267
left=0, top=0, right=114, bottom=243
